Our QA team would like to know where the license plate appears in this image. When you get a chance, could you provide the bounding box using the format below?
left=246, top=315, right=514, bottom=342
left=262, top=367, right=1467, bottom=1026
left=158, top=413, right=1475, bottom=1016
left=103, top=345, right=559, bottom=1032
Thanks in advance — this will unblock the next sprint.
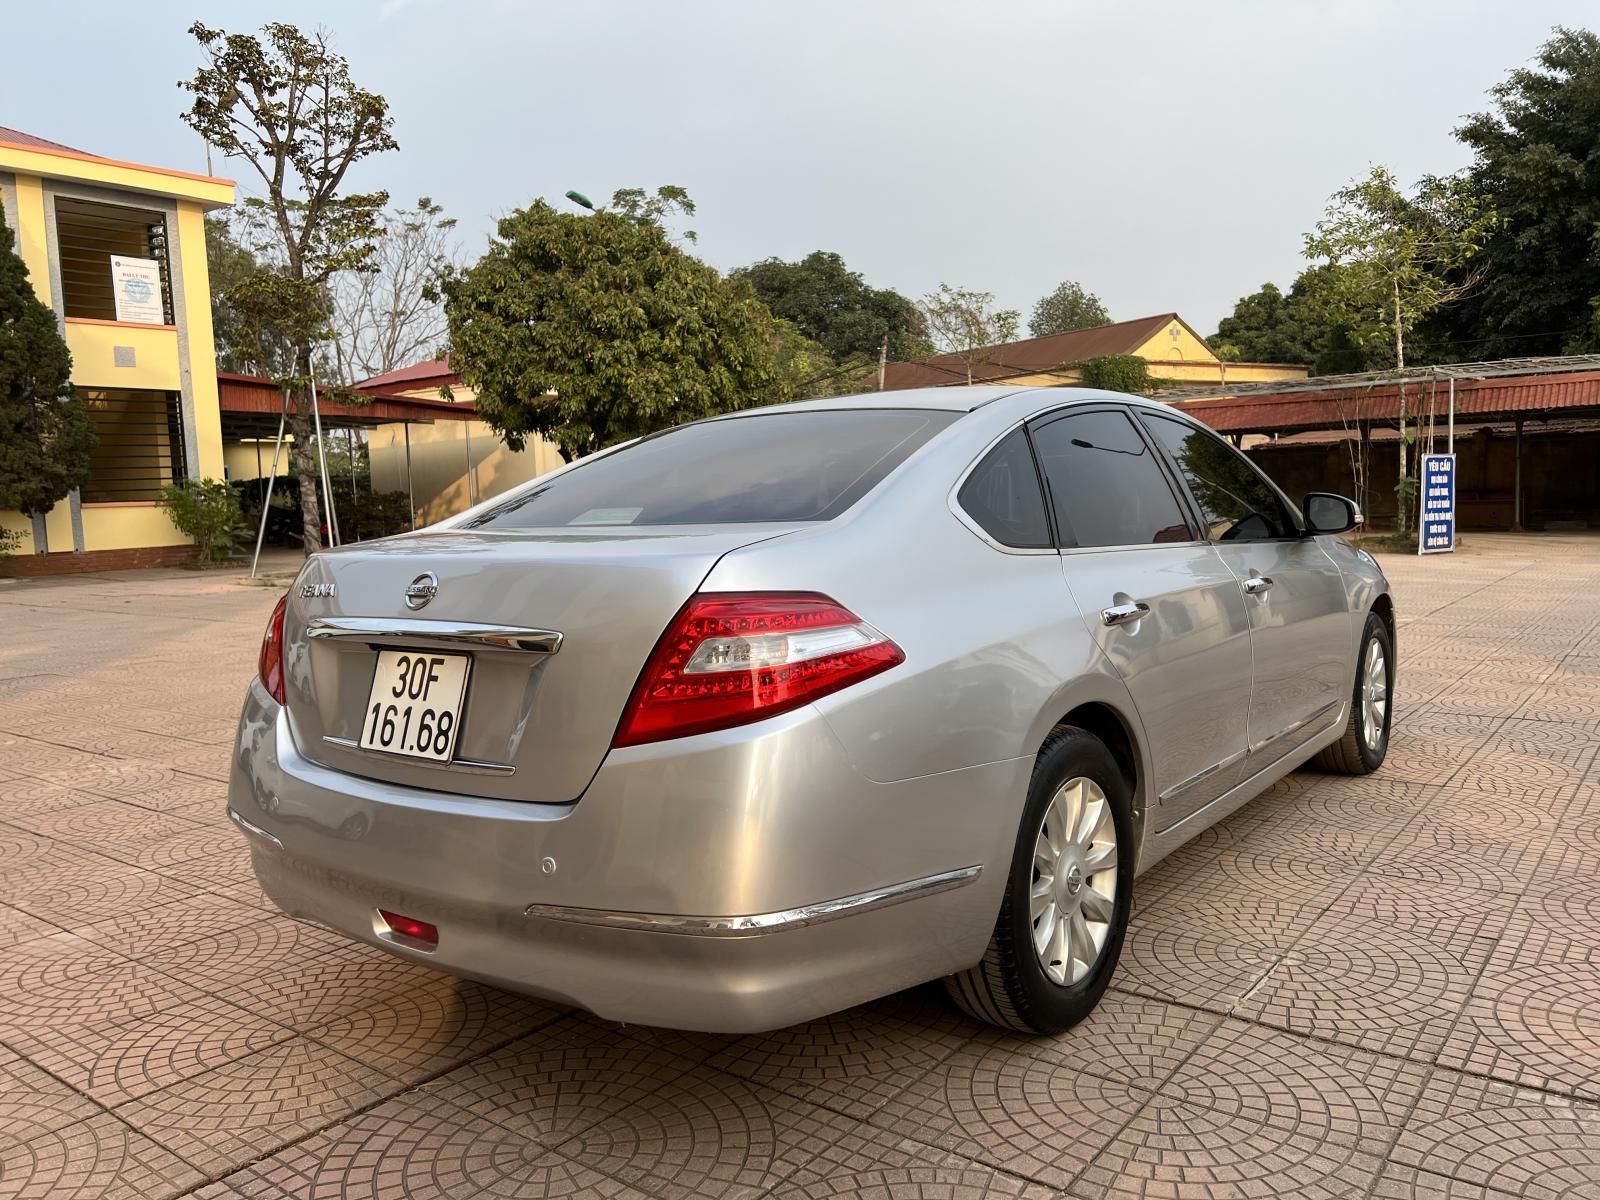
left=359, top=651, right=470, bottom=762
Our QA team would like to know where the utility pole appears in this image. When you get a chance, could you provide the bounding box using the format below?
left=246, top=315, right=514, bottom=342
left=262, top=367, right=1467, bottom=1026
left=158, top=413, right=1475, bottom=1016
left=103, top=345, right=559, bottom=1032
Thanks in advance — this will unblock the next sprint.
left=877, top=333, right=888, bottom=391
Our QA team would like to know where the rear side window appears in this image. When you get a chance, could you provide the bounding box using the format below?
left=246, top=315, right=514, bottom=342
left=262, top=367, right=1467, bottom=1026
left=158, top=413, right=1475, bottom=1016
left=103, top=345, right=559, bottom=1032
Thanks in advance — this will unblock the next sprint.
left=1029, top=409, right=1193, bottom=549
left=1139, top=413, right=1294, bottom=541
left=957, top=430, right=1052, bottom=548
left=463, top=409, right=957, bottom=529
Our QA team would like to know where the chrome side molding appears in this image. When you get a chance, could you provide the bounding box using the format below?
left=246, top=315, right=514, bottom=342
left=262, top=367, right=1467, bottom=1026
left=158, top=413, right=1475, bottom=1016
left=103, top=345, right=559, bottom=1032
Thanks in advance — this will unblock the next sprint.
left=524, top=864, right=983, bottom=937
left=304, top=617, right=563, bottom=655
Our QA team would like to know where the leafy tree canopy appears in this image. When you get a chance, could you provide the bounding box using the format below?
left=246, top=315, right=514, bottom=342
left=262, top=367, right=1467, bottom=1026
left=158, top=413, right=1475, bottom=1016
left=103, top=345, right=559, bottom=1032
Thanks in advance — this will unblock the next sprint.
left=1303, top=165, right=1493, bottom=373
left=919, top=283, right=1020, bottom=385
left=441, top=187, right=777, bottom=461
left=181, top=20, right=398, bottom=548
left=1073, top=354, right=1149, bottom=394
left=1443, top=27, right=1600, bottom=356
left=730, top=251, right=929, bottom=363
left=1209, top=270, right=1379, bottom=375
left=1028, top=280, right=1111, bottom=337
left=0, top=214, right=95, bottom=517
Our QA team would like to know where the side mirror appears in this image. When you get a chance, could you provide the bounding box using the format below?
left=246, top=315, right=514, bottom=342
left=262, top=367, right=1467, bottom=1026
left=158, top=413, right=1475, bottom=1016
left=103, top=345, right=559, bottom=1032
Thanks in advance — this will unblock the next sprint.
left=1303, top=492, right=1361, bottom=535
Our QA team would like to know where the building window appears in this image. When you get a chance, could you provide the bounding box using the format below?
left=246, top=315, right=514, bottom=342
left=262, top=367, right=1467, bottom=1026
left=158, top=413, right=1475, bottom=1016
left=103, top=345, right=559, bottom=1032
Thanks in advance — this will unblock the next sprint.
left=81, top=389, right=186, bottom=503
left=54, top=197, right=173, bottom=324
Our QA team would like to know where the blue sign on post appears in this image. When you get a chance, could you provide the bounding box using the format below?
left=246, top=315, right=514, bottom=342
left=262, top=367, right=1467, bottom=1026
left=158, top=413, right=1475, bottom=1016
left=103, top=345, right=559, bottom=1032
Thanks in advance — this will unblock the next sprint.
left=1419, top=453, right=1456, bottom=554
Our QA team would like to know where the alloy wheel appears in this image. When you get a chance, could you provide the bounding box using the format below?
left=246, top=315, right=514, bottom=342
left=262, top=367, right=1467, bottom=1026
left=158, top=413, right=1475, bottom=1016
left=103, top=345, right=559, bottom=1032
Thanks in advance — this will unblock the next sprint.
left=1031, top=776, right=1119, bottom=985
left=1361, top=638, right=1388, bottom=750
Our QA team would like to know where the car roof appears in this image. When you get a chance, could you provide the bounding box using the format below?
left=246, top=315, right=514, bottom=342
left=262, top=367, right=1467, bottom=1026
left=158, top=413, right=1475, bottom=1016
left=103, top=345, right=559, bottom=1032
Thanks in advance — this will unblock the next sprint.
left=741, top=386, right=1186, bottom=422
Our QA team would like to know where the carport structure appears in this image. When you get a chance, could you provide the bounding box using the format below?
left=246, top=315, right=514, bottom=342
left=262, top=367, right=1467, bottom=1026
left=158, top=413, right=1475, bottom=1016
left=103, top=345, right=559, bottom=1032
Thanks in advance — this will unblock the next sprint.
left=216, top=372, right=482, bottom=534
left=1175, top=356, right=1600, bottom=531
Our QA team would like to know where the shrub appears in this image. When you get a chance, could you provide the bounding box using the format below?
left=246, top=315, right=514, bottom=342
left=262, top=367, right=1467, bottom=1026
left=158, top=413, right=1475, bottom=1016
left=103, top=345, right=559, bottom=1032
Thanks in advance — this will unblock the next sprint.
left=1074, top=354, right=1151, bottom=394
left=159, top=478, right=244, bottom=565
left=0, top=527, right=20, bottom=562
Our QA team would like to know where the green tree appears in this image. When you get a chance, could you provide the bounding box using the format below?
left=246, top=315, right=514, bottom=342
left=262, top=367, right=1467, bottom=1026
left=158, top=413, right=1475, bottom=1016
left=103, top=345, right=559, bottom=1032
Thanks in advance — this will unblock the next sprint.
left=1211, top=270, right=1391, bottom=375
left=1305, top=165, right=1495, bottom=534
left=1028, top=279, right=1111, bottom=337
left=0, top=214, right=95, bottom=519
left=205, top=215, right=295, bottom=376
left=182, top=21, right=398, bottom=550
left=1444, top=27, right=1600, bottom=356
left=1074, top=354, right=1150, bottom=393
left=730, top=251, right=929, bottom=363
left=440, top=187, right=777, bottom=461
left=918, top=284, right=1021, bottom=385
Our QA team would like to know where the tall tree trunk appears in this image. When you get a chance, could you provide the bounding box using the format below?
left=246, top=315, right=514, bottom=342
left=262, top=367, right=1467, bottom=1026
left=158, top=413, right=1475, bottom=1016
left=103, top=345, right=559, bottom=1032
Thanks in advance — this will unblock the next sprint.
left=288, top=345, right=323, bottom=552
left=1393, top=281, right=1409, bottom=537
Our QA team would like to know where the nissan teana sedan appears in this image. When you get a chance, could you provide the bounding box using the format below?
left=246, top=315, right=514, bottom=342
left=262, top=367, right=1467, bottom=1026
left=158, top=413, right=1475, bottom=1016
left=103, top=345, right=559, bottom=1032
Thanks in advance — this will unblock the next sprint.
left=230, top=387, right=1393, bottom=1035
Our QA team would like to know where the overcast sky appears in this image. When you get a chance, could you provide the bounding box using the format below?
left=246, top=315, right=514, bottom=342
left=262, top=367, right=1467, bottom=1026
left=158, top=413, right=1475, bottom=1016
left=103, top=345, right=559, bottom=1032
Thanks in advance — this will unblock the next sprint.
left=4, top=1, right=1593, bottom=337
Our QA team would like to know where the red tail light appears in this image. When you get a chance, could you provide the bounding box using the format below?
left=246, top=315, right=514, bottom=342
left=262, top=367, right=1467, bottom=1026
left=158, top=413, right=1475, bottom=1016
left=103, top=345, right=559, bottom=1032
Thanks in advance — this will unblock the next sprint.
left=259, top=593, right=288, bottom=704
left=613, top=592, right=904, bottom=747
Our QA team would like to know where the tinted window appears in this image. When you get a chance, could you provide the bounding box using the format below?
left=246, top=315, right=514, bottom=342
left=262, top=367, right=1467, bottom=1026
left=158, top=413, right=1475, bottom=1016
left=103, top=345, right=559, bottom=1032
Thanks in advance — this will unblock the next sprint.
left=1139, top=413, right=1293, bottom=541
left=957, top=430, right=1051, bottom=548
left=1030, top=410, right=1192, bottom=548
left=464, top=409, right=956, bottom=529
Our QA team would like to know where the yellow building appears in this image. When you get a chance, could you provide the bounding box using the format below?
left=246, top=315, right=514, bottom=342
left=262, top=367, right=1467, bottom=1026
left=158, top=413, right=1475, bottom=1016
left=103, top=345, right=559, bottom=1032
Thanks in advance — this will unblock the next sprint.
left=355, top=359, right=565, bottom=526
left=0, top=126, right=233, bottom=573
left=879, top=313, right=1308, bottom=393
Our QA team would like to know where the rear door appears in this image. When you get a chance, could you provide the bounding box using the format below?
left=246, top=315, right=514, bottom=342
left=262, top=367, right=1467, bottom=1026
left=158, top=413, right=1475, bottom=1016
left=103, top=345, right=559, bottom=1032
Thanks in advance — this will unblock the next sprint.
left=1029, top=407, right=1255, bottom=831
left=1138, top=412, right=1351, bottom=772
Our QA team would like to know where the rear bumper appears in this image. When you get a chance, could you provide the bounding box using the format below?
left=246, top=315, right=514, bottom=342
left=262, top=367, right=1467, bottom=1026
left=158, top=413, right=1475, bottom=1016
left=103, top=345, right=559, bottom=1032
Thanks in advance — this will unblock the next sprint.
left=228, top=681, right=1022, bottom=1032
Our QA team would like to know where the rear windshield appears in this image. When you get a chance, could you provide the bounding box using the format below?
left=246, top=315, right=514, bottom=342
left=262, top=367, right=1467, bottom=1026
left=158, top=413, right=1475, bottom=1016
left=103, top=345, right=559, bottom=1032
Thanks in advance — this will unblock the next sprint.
left=462, top=409, right=957, bottom=529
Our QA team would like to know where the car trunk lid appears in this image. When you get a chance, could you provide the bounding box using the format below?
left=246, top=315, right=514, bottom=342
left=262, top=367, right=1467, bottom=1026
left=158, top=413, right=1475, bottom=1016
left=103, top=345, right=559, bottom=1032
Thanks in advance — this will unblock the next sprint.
left=282, top=525, right=794, bottom=802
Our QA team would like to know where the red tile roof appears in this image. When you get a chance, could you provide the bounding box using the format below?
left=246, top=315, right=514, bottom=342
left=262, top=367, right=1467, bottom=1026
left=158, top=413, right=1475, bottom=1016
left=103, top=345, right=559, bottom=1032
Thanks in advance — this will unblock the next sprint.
left=353, top=357, right=457, bottom=393
left=217, top=371, right=477, bottom=423
left=880, top=314, right=1185, bottom=391
left=1183, top=371, right=1600, bottom=434
left=0, top=125, right=83, bottom=153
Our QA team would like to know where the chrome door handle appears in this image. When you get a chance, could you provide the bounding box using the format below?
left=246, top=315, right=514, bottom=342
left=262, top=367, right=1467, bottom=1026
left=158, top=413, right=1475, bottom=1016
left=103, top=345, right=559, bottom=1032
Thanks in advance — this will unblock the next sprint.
left=1101, top=601, right=1150, bottom=627
left=1243, top=575, right=1274, bottom=595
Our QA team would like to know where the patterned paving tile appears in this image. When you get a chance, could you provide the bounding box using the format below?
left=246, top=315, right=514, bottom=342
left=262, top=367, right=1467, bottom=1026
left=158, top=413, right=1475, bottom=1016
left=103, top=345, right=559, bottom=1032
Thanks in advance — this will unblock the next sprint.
left=71, top=892, right=272, bottom=954
left=1232, top=911, right=1497, bottom=1062
left=424, top=1017, right=704, bottom=1143
left=224, top=1090, right=583, bottom=1200
left=1070, top=1091, right=1388, bottom=1200
left=0, top=1111, right=204, bottom=1200
left=704, top=988, right=975, bottom=1119
left=115, top=1036, right=400, bottom=1176
left=0, top=1046, right=101, bottom=1155
left=566, top=1068, right=864, bottom=1199
left=14, top=992, right=293, bottom=1107
left=1162, top=1020, right=1429, bottom=1147
left=0, top=933, right=207, bottom=1041
left=308, top=976, right=565, bottom=1083
left=868, top=1035, right=1146, bottom=1187
left=765, top=1124, right=1059, bottom=1199
left=1389, top=1070, right=1600, bottom=1199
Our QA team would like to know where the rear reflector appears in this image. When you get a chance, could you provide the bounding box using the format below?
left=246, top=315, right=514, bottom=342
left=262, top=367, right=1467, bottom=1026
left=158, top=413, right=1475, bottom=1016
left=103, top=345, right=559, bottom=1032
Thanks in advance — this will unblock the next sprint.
left=377, top=909, right=438, bottom=946
left=258, top=593, right=289, bottom=705
left=612, top=592, right=904, bottom=747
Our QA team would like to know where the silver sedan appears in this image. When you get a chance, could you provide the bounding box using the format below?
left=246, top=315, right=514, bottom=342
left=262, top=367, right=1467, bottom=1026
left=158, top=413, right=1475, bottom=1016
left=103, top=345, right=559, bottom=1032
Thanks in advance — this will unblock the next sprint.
left=229, top=387, right=1393, bottom=1034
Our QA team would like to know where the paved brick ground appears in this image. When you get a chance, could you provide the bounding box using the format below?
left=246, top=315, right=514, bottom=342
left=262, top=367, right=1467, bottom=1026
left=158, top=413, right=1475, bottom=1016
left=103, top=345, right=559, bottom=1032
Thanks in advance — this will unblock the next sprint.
left=1, top=535, right=1598, bottom=1199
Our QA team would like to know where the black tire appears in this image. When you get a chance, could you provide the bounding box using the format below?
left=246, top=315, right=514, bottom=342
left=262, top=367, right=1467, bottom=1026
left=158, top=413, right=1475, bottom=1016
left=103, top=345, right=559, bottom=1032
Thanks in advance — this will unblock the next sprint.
left=944, top=726, right=1134, bottom=1034
left=1313, top=610, right=1393, bottom=775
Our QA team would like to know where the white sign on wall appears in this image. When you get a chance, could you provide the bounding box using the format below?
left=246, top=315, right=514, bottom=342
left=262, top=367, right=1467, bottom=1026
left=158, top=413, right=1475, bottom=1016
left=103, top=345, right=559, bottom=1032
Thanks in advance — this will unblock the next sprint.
left=109, top=255, right=165, bottom=325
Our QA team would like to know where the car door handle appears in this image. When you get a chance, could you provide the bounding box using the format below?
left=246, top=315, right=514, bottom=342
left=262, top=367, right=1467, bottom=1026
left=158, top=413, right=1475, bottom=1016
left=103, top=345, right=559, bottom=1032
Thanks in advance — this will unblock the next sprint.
left=1243, top=575, right=1274, bottom=595
left=1101, top=601, right=1150, bottom=627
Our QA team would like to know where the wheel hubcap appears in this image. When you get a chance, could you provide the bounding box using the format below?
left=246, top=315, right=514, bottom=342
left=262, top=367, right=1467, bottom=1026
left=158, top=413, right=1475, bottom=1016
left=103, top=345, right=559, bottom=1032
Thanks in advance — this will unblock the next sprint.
left=1031, top=776, right=1118, bottom=986
left=1361, top=638, right=1388, bottom=750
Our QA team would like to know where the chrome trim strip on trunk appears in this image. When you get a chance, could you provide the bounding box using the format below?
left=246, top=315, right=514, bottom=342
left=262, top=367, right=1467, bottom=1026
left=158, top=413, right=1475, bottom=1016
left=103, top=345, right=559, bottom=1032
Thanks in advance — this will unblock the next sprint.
left=524, top=864, right=984, bottom=937
left=321, top=736, right=517, bottom=777
left=228, top=807, right=283, bottom=850
left=304, top=617, right=563, bottom=655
